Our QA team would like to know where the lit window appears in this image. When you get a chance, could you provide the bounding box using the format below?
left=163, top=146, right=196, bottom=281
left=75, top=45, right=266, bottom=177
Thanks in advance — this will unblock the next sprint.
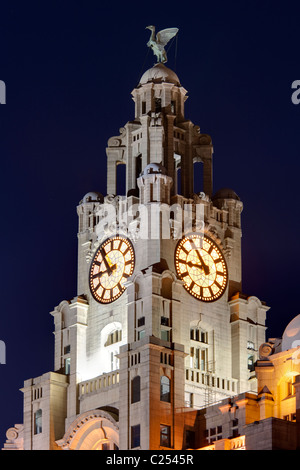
left=64, top=357, right=71, bottom=375
left=248, top=355, right=255, bottom=372
left=160, top=376, right=171, bottom=402
left=161, top=330, right=170, bottom=341
left=105, top=330, right=122, bottom=346
left=160, top=424, right=171, bottom=447
left=287, top=379, right=295, bottom=397
left=190, top=347, right=207, bottom=371
left=34, top=409, right=42, bottom=435
left=138, top=330, right=145, bottom=340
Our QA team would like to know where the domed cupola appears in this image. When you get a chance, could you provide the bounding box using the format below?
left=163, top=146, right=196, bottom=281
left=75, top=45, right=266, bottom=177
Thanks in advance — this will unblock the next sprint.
left=137, top=162, right=172, bottom=204
left=282, top=314, right=300, bottom=351
left=131, top=63, right=187, bottom=121
left=139, top=63, right=181, bottom=87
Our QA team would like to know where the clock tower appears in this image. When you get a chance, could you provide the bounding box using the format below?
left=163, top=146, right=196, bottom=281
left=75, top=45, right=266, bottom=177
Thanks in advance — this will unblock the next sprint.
left=4, top=55, right=269, bottom=451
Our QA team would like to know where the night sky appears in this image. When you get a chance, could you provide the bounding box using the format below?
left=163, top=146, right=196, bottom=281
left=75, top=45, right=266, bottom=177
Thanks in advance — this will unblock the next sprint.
left=0, top=1, right=299, bottom=446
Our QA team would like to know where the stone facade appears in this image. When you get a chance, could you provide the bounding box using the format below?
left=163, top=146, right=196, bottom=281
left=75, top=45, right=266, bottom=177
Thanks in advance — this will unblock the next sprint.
left=5, top=62, right=298, bottom=451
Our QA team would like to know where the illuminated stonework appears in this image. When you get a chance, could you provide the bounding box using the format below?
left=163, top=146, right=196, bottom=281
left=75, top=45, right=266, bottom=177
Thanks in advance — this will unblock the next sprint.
left=175, top=234, right=227, bottom=302
left=89, top=236, right=135, bottom=304
left=56, top=410, right=119, bottom=450
left=7, top=56, right=295, bottom=451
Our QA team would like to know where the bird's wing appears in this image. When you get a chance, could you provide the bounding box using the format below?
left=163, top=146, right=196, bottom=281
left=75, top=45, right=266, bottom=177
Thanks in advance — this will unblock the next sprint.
left=156, top=28, right=178, bottom=46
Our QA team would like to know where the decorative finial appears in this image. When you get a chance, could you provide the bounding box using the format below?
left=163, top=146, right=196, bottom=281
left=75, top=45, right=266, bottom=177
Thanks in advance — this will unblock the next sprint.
left=146, top=26, right=179, bottom=64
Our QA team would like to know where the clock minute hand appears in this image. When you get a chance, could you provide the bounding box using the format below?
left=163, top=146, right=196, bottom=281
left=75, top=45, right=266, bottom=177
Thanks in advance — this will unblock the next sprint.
left=190, top=241, right=210, bottom=275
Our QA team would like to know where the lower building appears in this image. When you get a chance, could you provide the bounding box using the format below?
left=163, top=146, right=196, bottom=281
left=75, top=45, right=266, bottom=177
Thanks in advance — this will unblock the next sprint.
left=3, top=314, right=300, bottom=450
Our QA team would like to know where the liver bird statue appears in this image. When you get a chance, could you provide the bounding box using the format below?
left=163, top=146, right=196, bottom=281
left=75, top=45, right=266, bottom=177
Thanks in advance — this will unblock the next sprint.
left=146, top=26, right=179, bottom=64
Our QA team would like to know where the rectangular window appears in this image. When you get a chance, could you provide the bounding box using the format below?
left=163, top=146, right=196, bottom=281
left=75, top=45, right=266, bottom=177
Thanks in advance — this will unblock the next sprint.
left=142, top=101, right=146, bottom=114
left=248, top=355, right=255, bottom=372
left=131, top=425, right=140, bottom=448
left=161, top=316, right=169, bottom=326
left=160, top=376, right=171, bottom=402
left=160, top=424, right=171, bottom=447
left=161, top=330, right=169, bottom=341
left=155, top=98, right=162, bottom=113
left=34, top=409, right=42, bottom=435
left=111, top=352, right=114, bottom=371
left=138, top=330, right=145, bottom=340
left=131, top=376, right=141, bottom=404
left=201, top=350, right=206, bottom=370
left=137, top=316, right=145, bottom=327
left=64, top=357, right=71, bottom=375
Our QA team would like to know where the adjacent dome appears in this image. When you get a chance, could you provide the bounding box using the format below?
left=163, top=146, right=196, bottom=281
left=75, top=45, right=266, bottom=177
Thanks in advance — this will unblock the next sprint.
left=212, top=188, right=240, bottom=201
left=139, top=63, right=180, bottom=86
left=80, top=192, right=103, bottom=204
left=141, top=162, right=167, bottom=175
left=282, top=314, right=300, bottom=351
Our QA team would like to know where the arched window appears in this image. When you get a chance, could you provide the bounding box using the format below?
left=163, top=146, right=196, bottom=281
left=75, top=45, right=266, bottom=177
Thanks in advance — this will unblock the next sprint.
left=160, top=376, right=171, bottom=402
left=131, top=376, right=141, bottom=404
left=105, top=329, right=122, bottom=347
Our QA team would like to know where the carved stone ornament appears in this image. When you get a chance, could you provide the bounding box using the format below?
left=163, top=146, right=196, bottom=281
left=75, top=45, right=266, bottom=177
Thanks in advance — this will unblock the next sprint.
left=259, top=342, right=274, bottom=360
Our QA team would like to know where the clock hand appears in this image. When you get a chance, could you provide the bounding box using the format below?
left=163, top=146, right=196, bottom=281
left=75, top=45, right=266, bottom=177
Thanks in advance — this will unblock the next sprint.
left=92, top=262, right=118, bottom=283
left=108, top=264, right=117, bottom=274
left=100, top=249, right=113, bottom=275
left=190, top=241, right=210, bottom=275
left=187, top=261, right=207, bottom=271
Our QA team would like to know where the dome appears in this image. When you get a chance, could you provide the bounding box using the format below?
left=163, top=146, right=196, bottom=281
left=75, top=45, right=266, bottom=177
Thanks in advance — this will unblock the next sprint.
left=139, top=63, right=180, bottom=86
left=141, top=162, right=167, bottom=175
left=80, top=191, right=103, bottom=204
left=282, top=314, right=300, bottom=351
left=212, top=188, right=240, bottom=201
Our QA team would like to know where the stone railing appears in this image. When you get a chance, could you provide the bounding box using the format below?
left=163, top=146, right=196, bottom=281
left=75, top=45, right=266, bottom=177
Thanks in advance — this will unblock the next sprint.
left=185, top=368, right=238, bottom=395
left=79, top=370, right=119, bottom=399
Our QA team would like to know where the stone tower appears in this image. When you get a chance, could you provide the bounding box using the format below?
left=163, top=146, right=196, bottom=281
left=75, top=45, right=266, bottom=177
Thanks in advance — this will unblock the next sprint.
left=3, top=62, right=269, bottom=450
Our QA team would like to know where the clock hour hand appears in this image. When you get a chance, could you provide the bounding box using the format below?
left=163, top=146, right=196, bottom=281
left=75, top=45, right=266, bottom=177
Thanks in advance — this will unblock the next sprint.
left=187, top=261, right=207, bottom=272
left=100, top=249, right=113, bottom=275
left=93, top=263, right=117, bottom=279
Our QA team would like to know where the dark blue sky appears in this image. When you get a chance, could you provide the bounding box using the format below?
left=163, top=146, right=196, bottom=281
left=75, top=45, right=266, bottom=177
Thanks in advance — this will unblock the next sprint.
left=0, top=1, right=299, bottom=446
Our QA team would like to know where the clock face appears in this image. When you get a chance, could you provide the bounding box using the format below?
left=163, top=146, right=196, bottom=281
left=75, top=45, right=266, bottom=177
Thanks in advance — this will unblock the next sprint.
left=89, top=236, right=135, bottom=304
left=175, top=234, right=227, bottom=302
